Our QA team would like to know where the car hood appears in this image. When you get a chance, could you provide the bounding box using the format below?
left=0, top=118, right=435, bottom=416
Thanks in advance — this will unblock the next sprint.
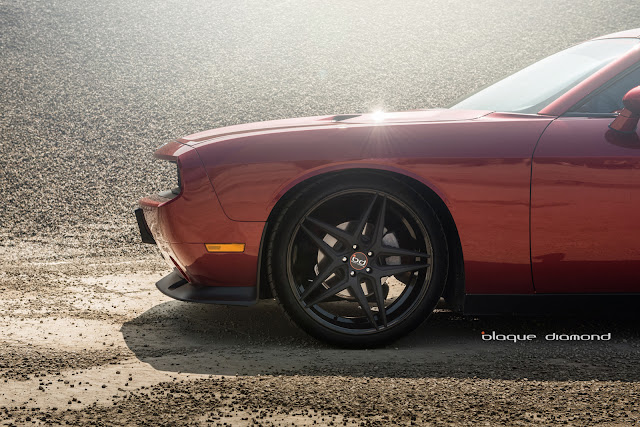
left=178, top=109, right=491, bottom=146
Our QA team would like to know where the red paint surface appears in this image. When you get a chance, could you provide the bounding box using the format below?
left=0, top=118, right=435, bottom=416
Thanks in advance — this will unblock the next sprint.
left=623, top=85, right=640, bottom=112
left=141, top=143, right=264, bottom=287
left=532, top=117, right=640, bottom=293
left=139, top=29, right=640, bottom=296
left=173, top=111, right=551, bottom=294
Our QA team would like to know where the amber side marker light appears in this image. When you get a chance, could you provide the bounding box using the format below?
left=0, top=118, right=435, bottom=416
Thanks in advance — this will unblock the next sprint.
left=205, top=243, right=246, bottom=253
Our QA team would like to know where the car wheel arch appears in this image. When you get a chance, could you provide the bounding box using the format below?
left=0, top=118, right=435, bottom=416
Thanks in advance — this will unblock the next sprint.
left=256, top=168, right=465, bottom=311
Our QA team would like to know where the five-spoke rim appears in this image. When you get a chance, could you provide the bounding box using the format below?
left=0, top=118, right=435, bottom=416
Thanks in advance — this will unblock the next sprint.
left=286, top=189, right=433, bottom=335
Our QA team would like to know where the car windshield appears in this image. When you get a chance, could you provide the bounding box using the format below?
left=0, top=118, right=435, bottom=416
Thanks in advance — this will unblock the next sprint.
left=450, top=38, right=640, bottom=114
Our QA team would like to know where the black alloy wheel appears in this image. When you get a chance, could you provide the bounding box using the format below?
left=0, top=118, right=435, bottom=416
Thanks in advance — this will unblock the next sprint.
left=268, top=173, right=448, bottom=347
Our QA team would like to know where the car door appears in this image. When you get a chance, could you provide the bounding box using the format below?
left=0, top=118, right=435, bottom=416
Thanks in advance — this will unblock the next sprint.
left=531, top=66, right=640, bottom=293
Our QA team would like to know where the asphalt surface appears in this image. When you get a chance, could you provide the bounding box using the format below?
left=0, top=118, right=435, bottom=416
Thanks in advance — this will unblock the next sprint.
left=2, top=0, right=640, bottom=425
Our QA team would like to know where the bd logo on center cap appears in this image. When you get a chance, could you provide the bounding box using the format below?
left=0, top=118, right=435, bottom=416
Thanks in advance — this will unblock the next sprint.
left=350, top=252, right=368, bottom=270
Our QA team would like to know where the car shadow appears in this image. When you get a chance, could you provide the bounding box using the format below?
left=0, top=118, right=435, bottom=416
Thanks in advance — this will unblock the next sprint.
left=121, top=299, right=640, bottom=382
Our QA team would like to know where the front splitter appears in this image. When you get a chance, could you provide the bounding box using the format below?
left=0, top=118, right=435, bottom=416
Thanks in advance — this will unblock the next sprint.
left=156, top=269, right=257, bottom=306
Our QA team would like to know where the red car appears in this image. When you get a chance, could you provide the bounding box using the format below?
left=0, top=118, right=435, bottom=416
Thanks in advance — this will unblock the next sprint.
left=136, top=29, right=640, bottom=347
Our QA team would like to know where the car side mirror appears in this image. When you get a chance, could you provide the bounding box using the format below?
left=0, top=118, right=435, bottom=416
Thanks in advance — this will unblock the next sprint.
left=609, top=86, right=640, bottom=134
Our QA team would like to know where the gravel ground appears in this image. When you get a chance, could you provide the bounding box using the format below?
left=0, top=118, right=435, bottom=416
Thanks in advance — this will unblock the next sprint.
left=2, top=0, right=640, bottom=425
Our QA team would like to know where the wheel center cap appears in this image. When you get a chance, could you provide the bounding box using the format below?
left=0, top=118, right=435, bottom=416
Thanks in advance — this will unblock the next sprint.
left=349, top=252, right=368, bottom=270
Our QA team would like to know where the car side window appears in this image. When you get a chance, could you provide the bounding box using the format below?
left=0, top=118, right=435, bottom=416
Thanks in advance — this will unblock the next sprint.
left=571, top=67, right=640, bottom=114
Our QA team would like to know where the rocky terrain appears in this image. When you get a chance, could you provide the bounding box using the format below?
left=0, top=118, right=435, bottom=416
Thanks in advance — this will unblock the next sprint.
left=2, top=0, right=640, bottom=425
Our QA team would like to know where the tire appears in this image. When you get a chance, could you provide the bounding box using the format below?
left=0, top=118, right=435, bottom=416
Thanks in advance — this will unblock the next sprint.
left=267, top=173, right=449, bottom=348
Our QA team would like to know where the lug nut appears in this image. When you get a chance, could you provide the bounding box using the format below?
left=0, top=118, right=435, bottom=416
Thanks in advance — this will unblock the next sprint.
left=342, top=256, right=348, bottom=262
left=365, top=267, right=372, bottom=273
left=352, top=244, right=358, bottom=250
left=367, top=251, right=373, bottom=257
left=350, top=271, right=355, bottom=277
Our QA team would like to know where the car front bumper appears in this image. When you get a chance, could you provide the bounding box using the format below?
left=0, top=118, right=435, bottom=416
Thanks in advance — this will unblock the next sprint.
left=135, top=200, right=265, bottom=305
left=135, top=141, right=265, bottom=305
